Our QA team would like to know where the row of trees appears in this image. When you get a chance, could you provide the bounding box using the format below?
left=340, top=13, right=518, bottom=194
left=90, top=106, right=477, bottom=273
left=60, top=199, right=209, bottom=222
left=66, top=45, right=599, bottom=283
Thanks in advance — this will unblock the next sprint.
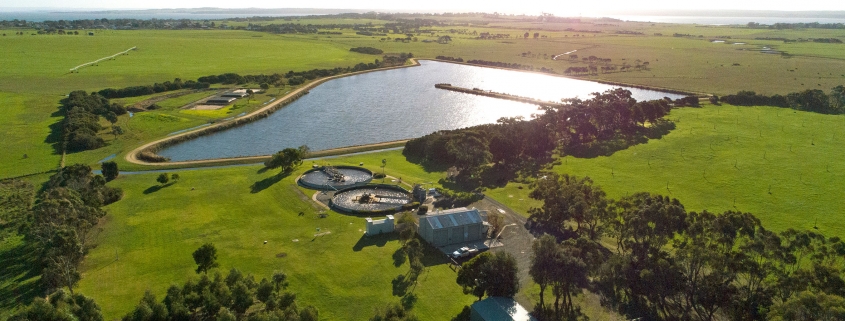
left=720, top=86, right=845, bottom=114
left=350, top=47, right=384, bottom=55
left=197, top=53, right=413, bottom=88
left=747, top=22, right=845, bottom=30
left=60, top=91, right=126, bottom=152
left=122, top=265, right=318, bottom=320
left=0, top=163, right=124, bottom=313
left=527, top=173, right=845, bottom=320
left=465, top=59, right=534, bottom=71
left=97, top=78, right=210, bottom=99
left=435, top=56, right=464, bottom=62
left=404, top=89, right=674, bottom=187
left=2, top=171, right=117, bottom=321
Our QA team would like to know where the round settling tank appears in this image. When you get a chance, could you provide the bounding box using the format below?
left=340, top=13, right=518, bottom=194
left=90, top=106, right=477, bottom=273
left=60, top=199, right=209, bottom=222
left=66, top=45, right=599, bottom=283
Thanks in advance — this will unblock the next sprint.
left=298, top=166, right=373, bottom=190
left=330, top=185, right=412, bottom=214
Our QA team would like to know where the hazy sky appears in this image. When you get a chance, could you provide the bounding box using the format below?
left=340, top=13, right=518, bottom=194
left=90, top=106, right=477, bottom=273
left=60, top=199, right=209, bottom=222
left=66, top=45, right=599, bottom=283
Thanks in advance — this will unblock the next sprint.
left=1, top=0, right=843, bottom=14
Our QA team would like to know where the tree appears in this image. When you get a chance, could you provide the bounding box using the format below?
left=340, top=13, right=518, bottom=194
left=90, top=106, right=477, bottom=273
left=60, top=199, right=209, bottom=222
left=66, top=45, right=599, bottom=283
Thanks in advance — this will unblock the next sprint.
left=830, top=85, right=845, bottom=114
left=111, top=125, right=124, bottom=138
left=370, top=302, right=419, bottom=321
left=396, top=213, right=418, bottom=245
left=246, top=89, right=254, bottom=104
left=456, top=252, right=519, bottom=301
left=264, top=145, right=309, bottom=173
left=193, top=243, right=219, bottom=274
left=156, top=173, right=169, bottom=185
left=530, top=235, right=557, bottom=310
left=104, top=111, right=118, bottom=124
left=260, top=83, right=270, bottom=90
left=446, top=132, right=491, bottom=171
left=10, top=290, right=104, bottom=321
left=768, top=291, right=845, bottom=321
left=42, top=228, right=84, bottom=295
left=486, top=211, right=504, bottom=237
left=101, top=161, right=118, bottom=182
left=171, top=173, right=180, bottom=181
left=528, top=173, right=609, bottom=240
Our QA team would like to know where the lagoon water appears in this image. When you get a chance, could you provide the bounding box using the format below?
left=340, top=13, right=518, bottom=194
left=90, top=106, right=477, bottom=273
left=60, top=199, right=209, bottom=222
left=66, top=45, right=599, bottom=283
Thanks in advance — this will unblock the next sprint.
left=158, top=60, right=685, bottom=161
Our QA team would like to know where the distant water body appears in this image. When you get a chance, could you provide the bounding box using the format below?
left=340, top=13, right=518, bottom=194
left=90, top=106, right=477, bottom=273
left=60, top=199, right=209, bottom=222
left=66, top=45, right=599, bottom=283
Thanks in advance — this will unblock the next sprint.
left=158, top=60, right=686, bottom=162
left=0, top=11, right=316, bottom=22
left=2, top=11, right=844, bottom=25
left=606, top=15, right=845, bottom=25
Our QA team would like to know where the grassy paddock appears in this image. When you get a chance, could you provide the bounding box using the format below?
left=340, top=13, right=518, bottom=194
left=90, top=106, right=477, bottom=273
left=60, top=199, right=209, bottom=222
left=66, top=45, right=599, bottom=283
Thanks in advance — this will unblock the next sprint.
left=77, top=159, right=470, bottom=320
left=491, top=103, right=845, bottom=235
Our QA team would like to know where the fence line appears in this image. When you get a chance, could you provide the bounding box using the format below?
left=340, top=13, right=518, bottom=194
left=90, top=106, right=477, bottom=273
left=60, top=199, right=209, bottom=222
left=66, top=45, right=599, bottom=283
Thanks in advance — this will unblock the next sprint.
left=69, top=47, right=137, bottom=72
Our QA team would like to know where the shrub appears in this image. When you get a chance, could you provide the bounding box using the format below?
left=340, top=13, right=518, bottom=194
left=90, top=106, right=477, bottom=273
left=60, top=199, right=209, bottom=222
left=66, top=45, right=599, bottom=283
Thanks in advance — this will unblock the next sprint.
left=349, top=47, right=384, bottom=55
left=417, top=206, right=429, bottom=215
left=138, top=151, right=170, bottom=163
left=373, top=173, right=386, bottom=179
left=401, top=202, right=420, bottom=210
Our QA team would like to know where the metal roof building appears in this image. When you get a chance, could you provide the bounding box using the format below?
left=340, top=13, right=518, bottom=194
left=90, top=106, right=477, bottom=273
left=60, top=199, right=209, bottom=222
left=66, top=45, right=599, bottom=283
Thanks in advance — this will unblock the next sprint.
left=419, top=207, right=485, bottom=247
left=206, top=97, right=237, bottom=105
left=470, top=297, right=538, bottom=321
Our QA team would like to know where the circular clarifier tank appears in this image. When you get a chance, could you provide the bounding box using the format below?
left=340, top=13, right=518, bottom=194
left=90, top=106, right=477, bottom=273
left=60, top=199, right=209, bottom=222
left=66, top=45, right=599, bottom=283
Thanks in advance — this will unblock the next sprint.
left=298, top=166, right=373, bottom=190
left=330, top=184, right=412, bottom=214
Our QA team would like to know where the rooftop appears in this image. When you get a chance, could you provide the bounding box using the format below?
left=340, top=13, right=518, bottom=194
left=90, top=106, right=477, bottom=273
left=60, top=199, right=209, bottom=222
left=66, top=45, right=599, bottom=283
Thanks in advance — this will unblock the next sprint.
left=424, top=207, right=482, bottom=230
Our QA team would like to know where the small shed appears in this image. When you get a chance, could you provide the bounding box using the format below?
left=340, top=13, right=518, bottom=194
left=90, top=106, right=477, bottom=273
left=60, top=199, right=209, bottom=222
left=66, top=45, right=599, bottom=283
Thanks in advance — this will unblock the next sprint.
left=419, top=207, right=485, bottom=247
left=365, top=215, right=394, bottom=236
left=206, top=97, right=237, bottom=105
left=471, top=297, right=537, bottom=321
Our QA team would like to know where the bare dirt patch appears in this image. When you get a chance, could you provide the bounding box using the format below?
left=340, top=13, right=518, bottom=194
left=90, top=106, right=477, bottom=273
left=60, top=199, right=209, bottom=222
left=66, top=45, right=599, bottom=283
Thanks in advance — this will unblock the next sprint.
left=191, top=104, right=228, bottom=110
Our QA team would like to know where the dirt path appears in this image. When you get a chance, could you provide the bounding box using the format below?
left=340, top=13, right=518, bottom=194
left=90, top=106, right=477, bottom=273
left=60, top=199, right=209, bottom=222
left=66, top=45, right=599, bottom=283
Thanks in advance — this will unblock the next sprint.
left=473, top=196, right=536, bottom=307
left=124, top=59, right=420, bottom=167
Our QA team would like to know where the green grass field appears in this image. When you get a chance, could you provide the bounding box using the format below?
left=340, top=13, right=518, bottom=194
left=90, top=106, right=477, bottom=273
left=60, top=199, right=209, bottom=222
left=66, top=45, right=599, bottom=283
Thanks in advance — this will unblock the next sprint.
left=74, top=102, right=845, bottom=319
left=489, top=103, right=845, bottom=236
left=2, top=20, right=844, bottom=178
left=76, top=153, right=471, bottom=320
left=2, top=14, right=845, bottom=319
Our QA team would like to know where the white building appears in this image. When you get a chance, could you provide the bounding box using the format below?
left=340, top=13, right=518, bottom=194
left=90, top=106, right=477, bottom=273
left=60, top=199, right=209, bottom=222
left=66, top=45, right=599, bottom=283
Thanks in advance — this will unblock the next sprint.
left=365, top=215, right=395, bottom=236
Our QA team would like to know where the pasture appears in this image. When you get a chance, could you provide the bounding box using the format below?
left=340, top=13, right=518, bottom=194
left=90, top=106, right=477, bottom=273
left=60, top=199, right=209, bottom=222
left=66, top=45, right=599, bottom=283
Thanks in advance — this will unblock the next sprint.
left=75, top=154, right=469, bottom=320
left=488, top=103, right=845, bottom=236
left=2, top=14, right=845, bottom=318
left=2, top=19, right=844, bottom=178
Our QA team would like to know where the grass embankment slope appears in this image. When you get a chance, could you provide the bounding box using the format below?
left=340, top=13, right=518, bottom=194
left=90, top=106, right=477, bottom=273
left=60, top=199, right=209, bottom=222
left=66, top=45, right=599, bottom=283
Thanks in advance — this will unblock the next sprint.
left=488, top=103, right=845, bottom=235
left=76, top=152, right=461, bottom=320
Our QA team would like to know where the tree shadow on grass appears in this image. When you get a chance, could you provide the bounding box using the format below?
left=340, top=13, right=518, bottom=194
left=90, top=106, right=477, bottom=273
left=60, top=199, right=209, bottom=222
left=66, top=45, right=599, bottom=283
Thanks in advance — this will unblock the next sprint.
left=403, top=154, right=451, bottom=173
left=0, top=236, right=45, bottom=313
left=392, top=274, right=413, bottom=297
left=44, top=108, right=65, bottom=155
left=143, top=181, right=175, bottom=194
left=250, top=170, right=291, bottom=194
left=352, top=233, right=397, bottom=252
left=419, top=239, right=451, bottom=267
left=393, top=248, right=407, bottom=267
left=564, top=120, right=676, bottom=159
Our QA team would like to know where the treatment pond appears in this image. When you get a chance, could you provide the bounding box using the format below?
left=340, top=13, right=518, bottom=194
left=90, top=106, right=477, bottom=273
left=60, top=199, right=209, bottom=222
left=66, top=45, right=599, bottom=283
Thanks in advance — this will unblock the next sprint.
left=158, top=60, right=686, bottom=161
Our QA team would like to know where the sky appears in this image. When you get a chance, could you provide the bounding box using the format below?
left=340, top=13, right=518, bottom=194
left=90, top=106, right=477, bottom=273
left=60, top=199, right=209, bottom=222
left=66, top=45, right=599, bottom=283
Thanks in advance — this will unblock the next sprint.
left=0, top=0, right=843, bottom=15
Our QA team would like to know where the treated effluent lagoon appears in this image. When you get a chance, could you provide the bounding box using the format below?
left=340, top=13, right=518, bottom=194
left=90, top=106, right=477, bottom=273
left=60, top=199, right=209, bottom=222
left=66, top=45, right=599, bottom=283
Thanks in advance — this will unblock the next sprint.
left=158, top=60, right=685, bottom=161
